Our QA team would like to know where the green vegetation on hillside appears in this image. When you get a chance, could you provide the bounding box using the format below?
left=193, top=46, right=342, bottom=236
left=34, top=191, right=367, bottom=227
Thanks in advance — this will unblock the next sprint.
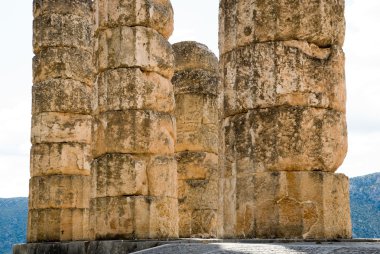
left=350, top=172, right=380, bottom=238
left=0, top=198, right=27, bottom=254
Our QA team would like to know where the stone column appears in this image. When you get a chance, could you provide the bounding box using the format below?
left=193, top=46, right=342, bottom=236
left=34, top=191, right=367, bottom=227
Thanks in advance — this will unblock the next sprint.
left=172, top=42, right=219, bottom=238
left=90, top=0, right=178, bottom=239
left=219, top=0, right=352, bottom=238
left=28, top=0, right=94, bottom=242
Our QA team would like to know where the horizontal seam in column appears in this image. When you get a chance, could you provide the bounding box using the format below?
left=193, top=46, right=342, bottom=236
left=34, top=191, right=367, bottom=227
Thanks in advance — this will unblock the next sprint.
left=219, top=39, right=341, bottom=58
left=223, top=105, right=345, bottom=119
left=33, top=45, right=94, bottom=55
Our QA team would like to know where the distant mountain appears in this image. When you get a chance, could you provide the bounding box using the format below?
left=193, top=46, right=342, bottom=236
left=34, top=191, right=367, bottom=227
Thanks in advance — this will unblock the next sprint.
left=0, top=173, right=379, bottom=254
left=0, top=198, right=27, bottom=254
left=350, top=172, right=380, bottom=238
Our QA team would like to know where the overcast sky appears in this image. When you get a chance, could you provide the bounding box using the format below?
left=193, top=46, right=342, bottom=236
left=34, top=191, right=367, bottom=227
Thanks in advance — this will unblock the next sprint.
left=0, top=0, right=379, bottom=197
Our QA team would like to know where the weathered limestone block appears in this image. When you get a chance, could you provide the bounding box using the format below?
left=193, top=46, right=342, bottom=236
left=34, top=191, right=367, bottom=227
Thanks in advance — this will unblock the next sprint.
left=92, top=154, right=177, bottom=198
left=29, top=0, right=93, bottom=244
left=178, top=179, right=218, bottom=211
left=29, top=175, right=90, bottom=209
left=30, top=143, right=91, bottom=177
left=179, top=209, right=217, bottom=238
left=96, top=26, right=174, bottom=79
left=224, top=107, right=347, bottom=174
left=222, top=176, right=236, bottom=237
left=97, top=68, right=174, bottom=113
left=175, top=94, right=218, bottom=154
left=32, top=79, right=93, bottom=115
left=173, top=41, right=220, bottom=238
left=33, top=47, right=94, bottom=86
left=33, top=14, right=92, bottom=53
left=32, top=112, right=92, bottom=144
left=219, top=0, right=345, bottom=55
left=176, top=152, right=218, bottom=181
left=89, top=196, right=178, bottom=240
left=33, top=0, right=92, bottom=19
left=93, top=110, right=175, bottom=157
left=223, top=171, right=352, bottom=239
left=221, top=42, right=345, bottom=117
left=27, top=208, right=89, bottom=242
left=172, top=41, right=218, bottom=73
left=172, top=69, right=219, bottom=96
left=96, top=0, right=174, bottom=39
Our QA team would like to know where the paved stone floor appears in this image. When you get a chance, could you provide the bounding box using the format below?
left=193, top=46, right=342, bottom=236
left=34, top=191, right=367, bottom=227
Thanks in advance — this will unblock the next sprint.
left=13, top=240, right=380, bottom=254
left=134, top=242, right=380, bottom=254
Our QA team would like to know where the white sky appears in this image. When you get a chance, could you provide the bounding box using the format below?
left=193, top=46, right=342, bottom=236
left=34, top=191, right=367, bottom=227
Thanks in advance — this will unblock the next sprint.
left=0, top=0, right=379, bottom=197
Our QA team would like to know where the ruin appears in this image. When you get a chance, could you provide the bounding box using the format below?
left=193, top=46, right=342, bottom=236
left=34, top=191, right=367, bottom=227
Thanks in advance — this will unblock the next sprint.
left=21, top=0, right=352, bottom=251
left=172, top=41, right=220, bottom=238
left=219, top=0, right=352, bottom=238
left=28, top=0, right=94, bottom=242
left=89, top=0, right=178, bottom=240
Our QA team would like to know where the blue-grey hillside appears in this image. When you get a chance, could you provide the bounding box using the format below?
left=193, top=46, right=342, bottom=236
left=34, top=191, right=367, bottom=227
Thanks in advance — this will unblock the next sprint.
left=0, top=198, right=27, bottom=254
left=350, top=172, right=380, bottom=238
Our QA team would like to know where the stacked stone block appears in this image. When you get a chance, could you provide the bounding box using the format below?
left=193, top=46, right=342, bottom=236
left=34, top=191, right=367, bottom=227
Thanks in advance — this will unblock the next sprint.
left=90, top=0, right=178, bottom=240
left=219, top=0, right=352, bottom=239
left=172, top=42, right=219, bottom=238
left=28, top=0, right=94, bottom=242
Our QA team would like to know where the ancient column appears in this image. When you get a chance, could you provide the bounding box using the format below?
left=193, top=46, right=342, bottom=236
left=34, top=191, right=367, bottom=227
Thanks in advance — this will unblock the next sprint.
left=172, top=42, right=219, bottom=238
left=219, top=0, right=352, bottom=238
left=90, top=0, right=178, bottom=239
left=28, top=0, right=94, bottom=242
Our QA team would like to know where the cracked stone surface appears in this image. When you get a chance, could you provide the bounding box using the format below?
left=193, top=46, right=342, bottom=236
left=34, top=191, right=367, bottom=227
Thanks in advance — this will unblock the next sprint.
left=223, top=171, right=351, bottom=239
left=29, top=0, right=94, bottom=242
left=95, top=0, right=174, bottom=39
left=223, top=107, right=347, bottom=173
left=221, top=41, right=346, bottom=117
left=173, top=42, right=220, bottom=238
left=90, top=0, right=178, bottom=240
left=219, top=0, right=345, bottom=55
left=219, top=0, right=351, bottom=239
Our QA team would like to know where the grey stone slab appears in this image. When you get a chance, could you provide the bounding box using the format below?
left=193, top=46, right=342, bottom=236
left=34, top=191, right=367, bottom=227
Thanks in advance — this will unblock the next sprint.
left=13, top=240, right=380, bottom=254
left=135, top=242, right=380, bottom=254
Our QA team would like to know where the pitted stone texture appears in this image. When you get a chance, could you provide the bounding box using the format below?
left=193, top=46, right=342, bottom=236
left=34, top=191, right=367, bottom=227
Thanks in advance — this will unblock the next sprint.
left=172, top=70, right=219, bottom=96
left=32, top=112, right=92, bottom=144
left=92, top=154, right=177, bottom=198
left=178, top=179, right=218, bottom=211
left=33, top=14, right=92, bottom=53
left=33, top=0, right=93, bottom=19
left=89, top=196, right=178, bottom=240
left=219, top=0, right=345, bottom=55
left=176, top=152, right=218, bottom=181
left=96, top=0, right=174, bottom=39
left=221, top=42, right=345, bottom=117
left=224, top=107, right=347, bottom=174
left=96, top=26, right=174, bottom=79
left=30, top=143, right=91, bottom=177
left=175, top=94, right=218, bottom=154
left=97, top=68, right=174, bottom=113
left=33, top=47, right=94, bottom=86
left=27, top=208, right=89, bottom=242
left=32, top=79, right=93, bottom=115
left=179, top=209, right=217, bottom=238
left=93, top=110, right=175, bottom=157
left=223, top=171, right=352, bottom=239
left=29, top=175, right=90, bottom=209
left=173, top=42, right=218, bottom=73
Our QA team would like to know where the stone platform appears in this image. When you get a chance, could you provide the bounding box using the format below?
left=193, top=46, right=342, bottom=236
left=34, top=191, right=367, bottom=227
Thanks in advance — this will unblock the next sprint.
left=13, top=239, right=380, bottom=254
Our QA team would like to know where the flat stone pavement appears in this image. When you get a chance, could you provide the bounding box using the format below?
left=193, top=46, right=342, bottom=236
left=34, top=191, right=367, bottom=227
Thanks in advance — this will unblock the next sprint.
left=134, top=242, right=380, bottom=254
left=13, top=239, right=380, bottom=254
